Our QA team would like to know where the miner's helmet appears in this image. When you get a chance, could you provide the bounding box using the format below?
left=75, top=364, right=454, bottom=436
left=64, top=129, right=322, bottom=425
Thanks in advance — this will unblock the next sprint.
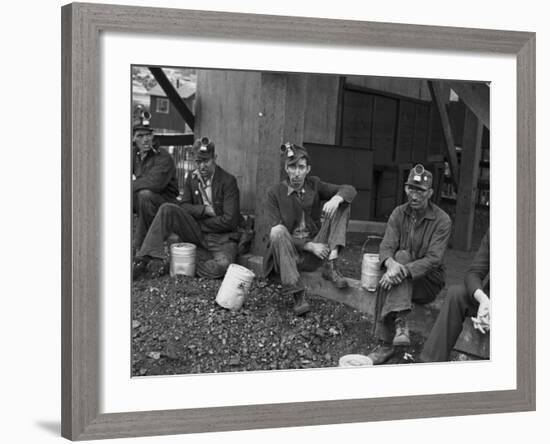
left=192, top=137, right=216, bottom=161
left=280, top=142, right=310, bottom=165
left=405, top=164, right=433, bottom=191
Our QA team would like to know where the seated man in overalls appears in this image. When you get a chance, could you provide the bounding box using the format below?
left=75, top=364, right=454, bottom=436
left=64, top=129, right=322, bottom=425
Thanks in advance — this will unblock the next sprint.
left=263, top=143, right=357, bottom=315
left=366, top=164, right=452, bottom=365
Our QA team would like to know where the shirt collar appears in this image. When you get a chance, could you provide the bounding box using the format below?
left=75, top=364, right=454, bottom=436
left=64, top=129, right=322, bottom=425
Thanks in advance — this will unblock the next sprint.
left=193, top=166, right=216, bottom=184
left=285, top=180, right=306, bottom=196
left=136, top=146, right=159, bottom=160
left=404, top=201, right=436, bottom=220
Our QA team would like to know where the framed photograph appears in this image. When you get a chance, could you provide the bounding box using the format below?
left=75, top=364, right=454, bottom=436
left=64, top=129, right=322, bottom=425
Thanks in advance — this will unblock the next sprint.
left=62, top=2, right=535, bottom=440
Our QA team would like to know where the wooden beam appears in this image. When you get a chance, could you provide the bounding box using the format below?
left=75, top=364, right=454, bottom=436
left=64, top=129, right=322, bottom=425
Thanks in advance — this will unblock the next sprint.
left=446, top=81, right=490, bottom=129
left=428, top=80, right=459, bottom=188
left=283, top=74, right=308, bottom=146
left=252, top=74, right=287, bottom=257
left=154, top=133, right=194, bottom=147
left=148, top=67, right=195, bottom=130
left=454, top=106, right=483, bottom=251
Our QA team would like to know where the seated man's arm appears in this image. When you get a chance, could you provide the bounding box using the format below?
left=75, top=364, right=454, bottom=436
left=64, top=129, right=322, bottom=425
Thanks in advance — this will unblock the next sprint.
left=133, top=152, right=176, bottom=194
left=404, top=216, right=452, bottom=280
left=378, top=209, right=409, bottom=288
left=465, top=230, right=490, bottom=299
left=317, top=179, right=357, bottom=205
left=179, top=175, right=208, bottom=219
left=199, top=176, right=241, bottom=232
left=378, top=208, right=401, bottom=266
left=466, top=231, right=491, bottom=332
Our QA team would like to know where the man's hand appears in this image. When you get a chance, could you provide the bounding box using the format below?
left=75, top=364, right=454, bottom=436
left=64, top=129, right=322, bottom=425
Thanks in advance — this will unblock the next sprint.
left=204, top=205, right=216, bottom=217
left=472, top=289, right=491, bottom=334
left=385, top=257, right=409, bottom=281
left=379, top=272, right=394, bottom=290
left=322, top=195, right=344, bottom=219
left=304, top=242, right=330, bottom=260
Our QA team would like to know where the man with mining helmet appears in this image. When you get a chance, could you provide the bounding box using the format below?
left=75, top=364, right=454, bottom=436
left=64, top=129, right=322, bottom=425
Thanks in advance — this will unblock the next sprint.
left=133, top=137, right=242, bottom=280
left=263, top=143, right=357, bottom=316
left=132, top=122, right=179, bottom=252
left=365, top=164, right=452, bottom=365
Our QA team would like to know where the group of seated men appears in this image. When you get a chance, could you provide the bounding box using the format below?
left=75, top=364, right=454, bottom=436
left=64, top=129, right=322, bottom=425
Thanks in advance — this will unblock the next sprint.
left=132, top=122, right=490, bottom=364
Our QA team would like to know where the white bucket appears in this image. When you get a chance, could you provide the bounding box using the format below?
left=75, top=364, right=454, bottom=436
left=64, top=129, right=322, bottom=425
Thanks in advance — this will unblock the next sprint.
left=170, top=243, right=197, bottom=277
left=338, top=354, right=373, bottom=367
left=361, top=253, right=382, bottom=292
left=215, top=264, right=255, bottom=310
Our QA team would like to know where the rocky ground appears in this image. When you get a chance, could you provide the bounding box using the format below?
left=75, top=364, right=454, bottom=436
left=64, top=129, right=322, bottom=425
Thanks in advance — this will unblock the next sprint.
left=131, top=272, right=424, bottom=377
left=131, top=204, right=489, bottom=377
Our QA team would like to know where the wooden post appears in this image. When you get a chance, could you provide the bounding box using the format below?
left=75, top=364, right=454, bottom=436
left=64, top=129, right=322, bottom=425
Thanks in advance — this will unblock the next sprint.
left=446, top=80, right=490, bottom=129
left=454, top=106, right=483, bottom=251
left=283, top=74, right=308, bottom=146
left=428, top=80, right=459, bottom=188
left=252, top=73, right=307, bottom=257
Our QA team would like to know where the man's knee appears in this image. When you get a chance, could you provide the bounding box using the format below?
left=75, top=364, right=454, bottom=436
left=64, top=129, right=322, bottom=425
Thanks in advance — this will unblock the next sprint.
left=158, top=202, right=181, bottom=216
left=270, top=224, right=290, bottom=242
left=394, top=249, right=412, bottom=264
left=447, top=284, right=470, bottom=306
left=136, top=189, right=155, bottom=203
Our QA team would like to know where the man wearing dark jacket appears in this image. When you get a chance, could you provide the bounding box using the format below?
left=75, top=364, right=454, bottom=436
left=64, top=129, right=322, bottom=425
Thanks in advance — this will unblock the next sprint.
left=132, top=124, right=179, bottom=251
left=365, top=164, right=452, bottom=365
left=420, top=230, right=490, bottom=362
left=263, top=143, right=357, bottom=315
left=133, top=137, right=241, bottom=279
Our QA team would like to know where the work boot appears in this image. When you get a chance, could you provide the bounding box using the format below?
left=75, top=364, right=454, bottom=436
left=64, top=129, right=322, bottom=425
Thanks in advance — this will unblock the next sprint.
left=292, top=290, right=311, bottom=316
left=322, top=260, right=349, bottom=289
left=393, top=315, right=411, bottom=347
left=132, top=257, right=149, bottom=280
left=366, top=343, right=395, bottom=365
left=147, top=258, right=170, bottom=279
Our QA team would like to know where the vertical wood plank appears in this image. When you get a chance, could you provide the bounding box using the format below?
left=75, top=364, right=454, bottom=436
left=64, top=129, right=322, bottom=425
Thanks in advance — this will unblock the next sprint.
left=303, top=74, right=340, bottom=145
left=454, top=106, right=483, bottom=250
left=428, top=80, right=459, bottom=187
left=284, top=73, right=308, bottom=145
left=252, top=73, right=287, bottom=256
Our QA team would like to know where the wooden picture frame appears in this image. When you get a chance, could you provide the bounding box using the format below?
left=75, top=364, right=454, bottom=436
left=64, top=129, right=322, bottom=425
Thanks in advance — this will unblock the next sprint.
left=61, top=2, right=535, bottom=440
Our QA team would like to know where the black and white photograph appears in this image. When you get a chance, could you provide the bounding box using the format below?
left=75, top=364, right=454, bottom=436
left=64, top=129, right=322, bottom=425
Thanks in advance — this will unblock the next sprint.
left=130, top=66, right=491, bottom=376
left=4, top=0, right=544, bottom=442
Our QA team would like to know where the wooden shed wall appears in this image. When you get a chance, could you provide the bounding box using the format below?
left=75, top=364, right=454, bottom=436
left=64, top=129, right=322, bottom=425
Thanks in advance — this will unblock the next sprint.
left=193, top=71, right=450, bottom=222
left=195, top=71, right=261, bottom=212
left=303, top=75, right=340, bottom=145
left=346, top=76, right=432, bottom=101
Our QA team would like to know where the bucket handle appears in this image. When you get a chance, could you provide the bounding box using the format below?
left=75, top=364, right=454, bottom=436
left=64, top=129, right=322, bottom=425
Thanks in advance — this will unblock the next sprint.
left=361, top=235, right=384, bottom=255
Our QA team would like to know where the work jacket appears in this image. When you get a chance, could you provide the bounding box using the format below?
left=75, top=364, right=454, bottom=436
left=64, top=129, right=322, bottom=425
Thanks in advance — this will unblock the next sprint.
left=379, top=201, right=452, bottom=286
left=132, top=146, right=179, bottom=199
left=180, top=165, right=241, bottom=234
left=264, top=175, right=357, bottom=250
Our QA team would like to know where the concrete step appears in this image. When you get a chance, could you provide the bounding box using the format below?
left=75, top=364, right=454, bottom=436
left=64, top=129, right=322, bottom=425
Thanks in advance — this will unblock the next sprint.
left=301, top=270, right=445, bottom=340
left=238, top=253, right=444, bottom=339
left=238, top=252, right=488, bottom=358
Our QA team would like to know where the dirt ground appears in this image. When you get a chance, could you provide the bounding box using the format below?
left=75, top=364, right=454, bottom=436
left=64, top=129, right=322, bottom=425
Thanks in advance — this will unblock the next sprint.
left=133, top=243, right=422, bottom=377
left=132, top=204, right=488, bottom=377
